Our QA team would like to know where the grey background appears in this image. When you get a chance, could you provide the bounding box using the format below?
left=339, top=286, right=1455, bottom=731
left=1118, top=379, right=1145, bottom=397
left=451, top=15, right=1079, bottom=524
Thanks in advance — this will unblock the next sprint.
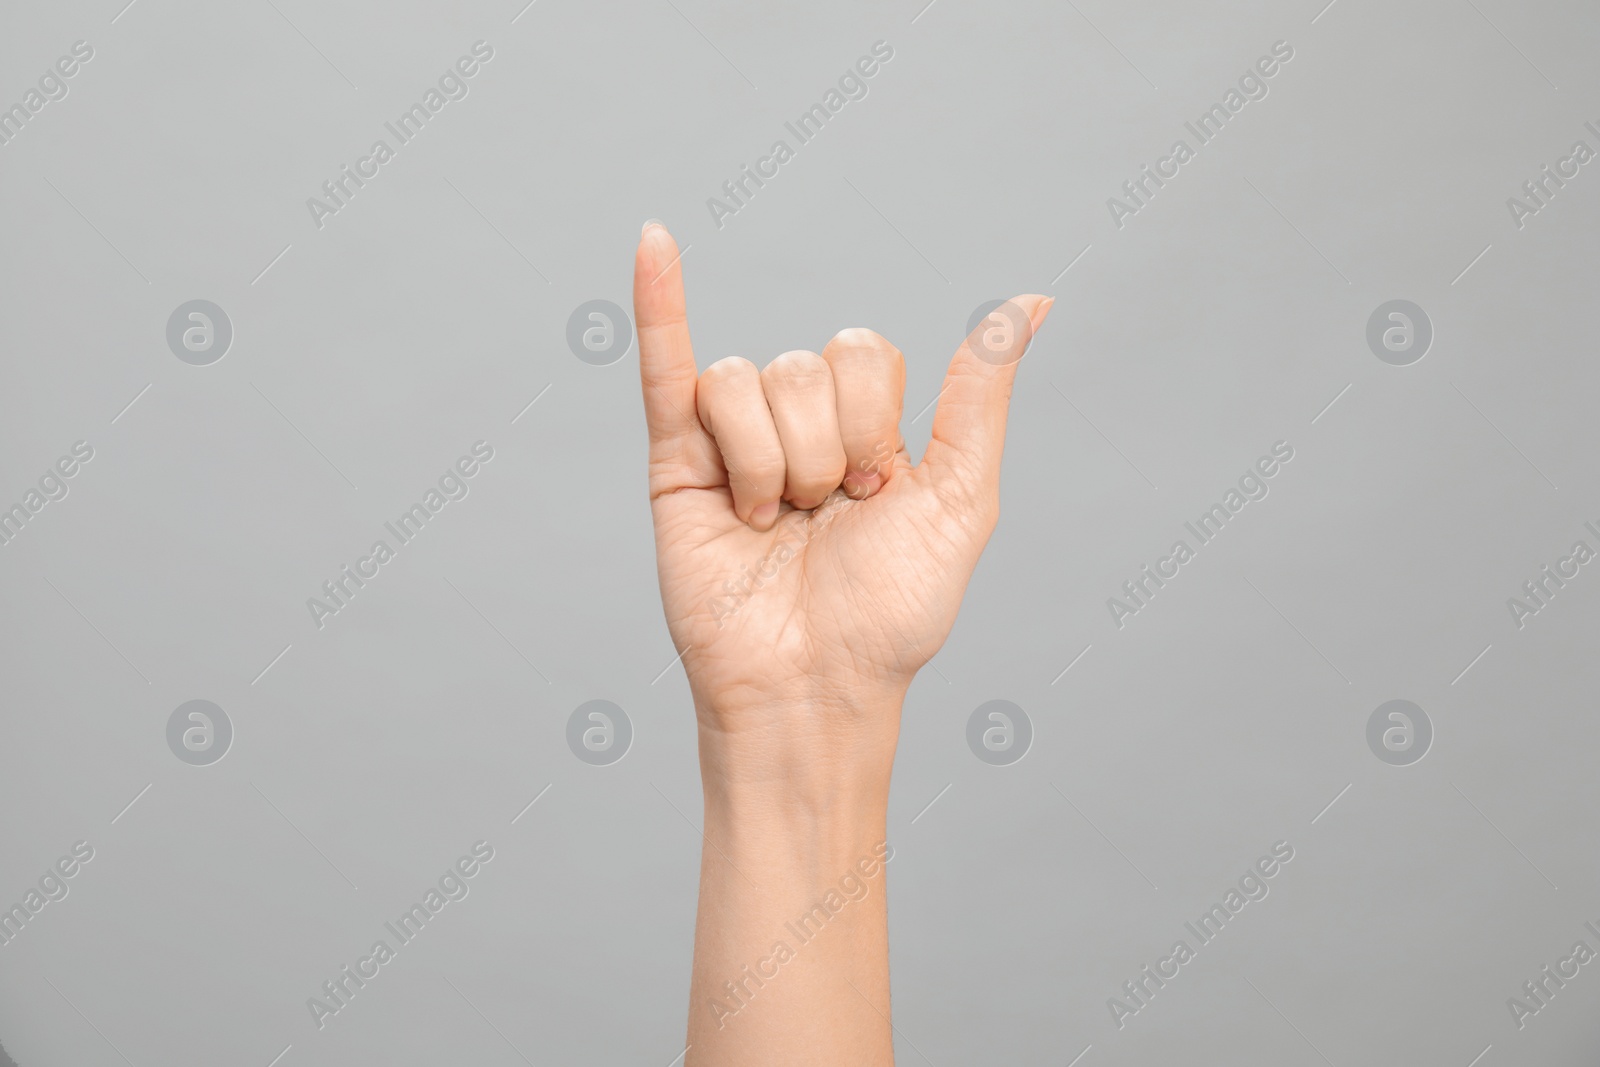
left=1, top=0, right=1597, bottom=1063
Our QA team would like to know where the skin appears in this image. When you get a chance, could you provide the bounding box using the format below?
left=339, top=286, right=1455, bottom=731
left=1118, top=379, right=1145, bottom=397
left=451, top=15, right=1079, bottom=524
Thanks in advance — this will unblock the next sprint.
left=633, top=221, right=1052, bottom=1066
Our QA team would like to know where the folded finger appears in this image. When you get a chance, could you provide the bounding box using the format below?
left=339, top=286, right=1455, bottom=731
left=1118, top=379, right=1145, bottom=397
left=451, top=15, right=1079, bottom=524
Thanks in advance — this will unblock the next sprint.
left=819, top=328, right=905, bottom=500
left=760, top=351, right=847, bottom=511
left=696, top=357, right=786, bottom=530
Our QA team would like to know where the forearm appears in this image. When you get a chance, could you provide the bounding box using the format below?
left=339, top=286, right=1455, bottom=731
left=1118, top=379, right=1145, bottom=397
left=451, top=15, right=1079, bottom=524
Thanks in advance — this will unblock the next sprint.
left=685, top=701, right=901, bottom=1067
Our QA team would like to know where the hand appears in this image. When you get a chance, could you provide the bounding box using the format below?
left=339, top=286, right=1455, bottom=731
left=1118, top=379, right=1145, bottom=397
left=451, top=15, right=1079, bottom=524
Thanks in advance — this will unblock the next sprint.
left=637, top=221, right=1053, bottom=1065
left=633, top=222, right=1054, bottom=786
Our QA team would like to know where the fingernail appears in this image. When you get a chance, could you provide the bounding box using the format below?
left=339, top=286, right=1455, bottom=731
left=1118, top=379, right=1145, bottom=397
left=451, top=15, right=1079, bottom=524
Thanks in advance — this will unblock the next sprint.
left=750, top=501, right=779, bottom=529
left=642, top=218, right=664, bottom=235
left=1029, top=296, right=1055, bottom=333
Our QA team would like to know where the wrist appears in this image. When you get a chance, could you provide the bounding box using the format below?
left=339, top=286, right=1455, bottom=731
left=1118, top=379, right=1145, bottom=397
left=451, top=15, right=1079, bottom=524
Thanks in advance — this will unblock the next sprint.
left=695, top=689, right=904, bottom=816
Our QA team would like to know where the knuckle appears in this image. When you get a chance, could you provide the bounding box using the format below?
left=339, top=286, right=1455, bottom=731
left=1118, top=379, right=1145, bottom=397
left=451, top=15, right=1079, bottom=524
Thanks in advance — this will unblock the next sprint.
left=824, top=328, right=902, bottom=366
left=702, top=356, right=757, bottom=384
left=767, top=348, right=825, bottom=372
left=827, top=327, right=885, bottom=351
left=761, top=350, right=830, bottom=388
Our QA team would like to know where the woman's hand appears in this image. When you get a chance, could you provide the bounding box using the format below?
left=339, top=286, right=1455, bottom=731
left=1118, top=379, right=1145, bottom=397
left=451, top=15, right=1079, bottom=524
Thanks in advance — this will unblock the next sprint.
left=634, top=221, right=1051, bottom=1066
left=634, top=221, right=1052, bottom=793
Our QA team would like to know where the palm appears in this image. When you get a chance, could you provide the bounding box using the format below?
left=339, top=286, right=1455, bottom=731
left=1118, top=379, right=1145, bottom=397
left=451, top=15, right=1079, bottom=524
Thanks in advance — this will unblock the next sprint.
left=653, top=464, right=983, bottom=706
